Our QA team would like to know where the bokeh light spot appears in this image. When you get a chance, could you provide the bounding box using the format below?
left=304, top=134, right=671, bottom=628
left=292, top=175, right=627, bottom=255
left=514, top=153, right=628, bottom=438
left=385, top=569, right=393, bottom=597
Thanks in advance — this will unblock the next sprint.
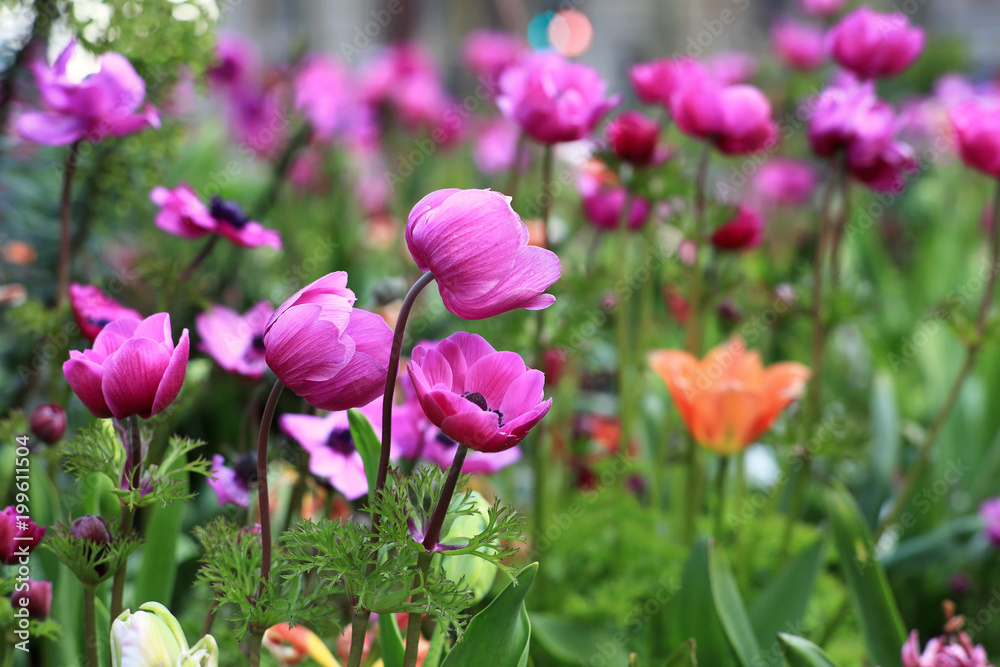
left=527, top=11, right=555, bottom=51
left=548, top=9, right=593, bottom=57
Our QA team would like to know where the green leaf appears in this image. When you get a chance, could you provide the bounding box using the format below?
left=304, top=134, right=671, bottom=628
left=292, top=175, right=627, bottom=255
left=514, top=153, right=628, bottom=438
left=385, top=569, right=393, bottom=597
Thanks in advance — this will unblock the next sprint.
left=441, top=562, right=537, bottom=667
left=749, top=537, right=826, bottom=651
left=135, top=491, right=187, bottom=604
left=825, top=483, right=906, bottom=667
left=666, top=536, right=735, bottom=667
left=708, top=542, right=761, bottom=667
left=529, top=613, right=630, bottom=667
left=348, top=408, right=381, bottom=496
left=380, top=611, right=406, bottom=667
left=858, top=374, right=900, bottom=525
left=662, top=639, right=697, bottom=666
left=777, top=633, right=841, bottom=667
left=423, top=620, right=448, bottom=667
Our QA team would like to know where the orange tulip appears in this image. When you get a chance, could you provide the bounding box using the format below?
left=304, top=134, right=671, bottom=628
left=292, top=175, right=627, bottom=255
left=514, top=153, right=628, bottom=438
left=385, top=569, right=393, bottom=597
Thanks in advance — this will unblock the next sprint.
left=649, top=337, right=810, bottom=455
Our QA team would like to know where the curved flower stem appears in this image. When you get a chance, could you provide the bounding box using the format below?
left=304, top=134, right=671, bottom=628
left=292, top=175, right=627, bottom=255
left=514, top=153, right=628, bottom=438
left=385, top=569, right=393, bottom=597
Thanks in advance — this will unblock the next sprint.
left=179, top=235, right=219, bottom=283
left=377, top=271, right=435, bottom=494
left=201, top=597, right=219, bottom=637
left=56, top=140, right=81, bottom=308
left=257, top=380, right=284, bottom=592
left=83, top=585, right=99, bottom=667
left=110, top=414, right=141, bottom=620
left=403, top=445, right=469, bottom=667
left=876, top=180, right=1000, bottom=538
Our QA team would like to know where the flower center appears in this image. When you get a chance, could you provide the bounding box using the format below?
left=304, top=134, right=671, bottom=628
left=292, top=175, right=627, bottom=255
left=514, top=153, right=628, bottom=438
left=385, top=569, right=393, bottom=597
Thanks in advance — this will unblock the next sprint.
left=233, top=452, right=258, bottom=489
left=326, top=427, right=355, bottom=455
left=463, top=391, right=505, bottom=427
left=209, top=196, right=250, bottom=229
left=87, top=317, right=112, bottom=327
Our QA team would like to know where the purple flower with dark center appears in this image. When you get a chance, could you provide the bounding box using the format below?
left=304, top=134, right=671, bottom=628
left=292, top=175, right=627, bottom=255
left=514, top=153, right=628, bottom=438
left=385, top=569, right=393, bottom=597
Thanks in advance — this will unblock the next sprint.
left=279, top=398, right=388, bottom=500
left=151, top=184, right=281, bottom=249
left=207, top=453, right=257, bottom=508
left=196, top=301, right=274, bottom=379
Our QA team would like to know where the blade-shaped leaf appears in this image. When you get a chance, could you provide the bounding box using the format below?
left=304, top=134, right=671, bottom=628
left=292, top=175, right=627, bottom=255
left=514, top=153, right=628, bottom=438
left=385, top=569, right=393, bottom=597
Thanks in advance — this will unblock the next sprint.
left=348, top=408, right=380, bottom=496
left=667, top=537, right=735, bottom=667
left=136, top=476, right=187, bottom=604
left=749, top=537, right=825, bottom=650
left=442, top=563, right=537, bottom=667
left=825, top=483, right=905, bottom=667
left=529, top=613, right=630, bottom=667
left=380, top=611, right=405, bottom=667
left=708, top=541, right=762, bottom=667
left=777, top=633, right=841, bottom=667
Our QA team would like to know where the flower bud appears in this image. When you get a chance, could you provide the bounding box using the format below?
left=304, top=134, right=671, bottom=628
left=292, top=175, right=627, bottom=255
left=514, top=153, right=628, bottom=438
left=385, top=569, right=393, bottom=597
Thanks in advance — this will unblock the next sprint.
left=607, top=111, right=660, bottom=166
left=10, top=579, right=52, bottom=619
left=0, top=507, right=46, bottom=565
left=70, top=514, right=112, bottom=576
left=112, top=602, right=219, bottom=667
left=29, top=403, right=66, bottom=445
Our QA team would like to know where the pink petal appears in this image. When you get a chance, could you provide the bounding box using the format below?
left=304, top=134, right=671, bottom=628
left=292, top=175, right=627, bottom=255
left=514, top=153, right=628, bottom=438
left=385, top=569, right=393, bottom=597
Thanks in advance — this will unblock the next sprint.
left=92, top=318, right=142, bottom=360
left=280, top=413, right=340, bottom=453
left=440, top=410, right=506, bottom=451
left=16, top=111, right=86, bottom=146
left=102, top=337, right=172, bottom=419
left=499, top=369, right=545, bottom=419
left=63, top=357, right=112, bottom=418
left=465, top=351, right=529, bottom=408
left=150, top=328, right=189, bottom=418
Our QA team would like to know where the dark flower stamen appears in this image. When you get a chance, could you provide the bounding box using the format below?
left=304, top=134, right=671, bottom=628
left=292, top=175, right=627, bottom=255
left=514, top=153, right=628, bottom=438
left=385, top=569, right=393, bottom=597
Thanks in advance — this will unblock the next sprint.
left=464, top=391, right=504, bottom=426
left=326, top=427, right=355, bottom=455
left=234, top=452, right=258, bottom=489
left=210, top=196, right=250, bottom=229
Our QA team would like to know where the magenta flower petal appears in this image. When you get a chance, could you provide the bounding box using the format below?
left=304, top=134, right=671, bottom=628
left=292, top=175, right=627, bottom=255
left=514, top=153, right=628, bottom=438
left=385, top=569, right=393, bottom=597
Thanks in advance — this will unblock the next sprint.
left=828, top=7, right=924, bottom=80
left=407, top=333, right=551, bottom=452
left=64, top=313, right=187, bottom=420
left=265, top=273, right=390, bottom=412
left=208, top=455, right=250, bottom=508
left=62, top=357, right=112, bottom=419
left=16, top=111, right=87, bottom=145
left=69, top=283, right=143, bottom=342
left=102, top=338, right=172, bottom=420
left=465, top=352, right=530, bottom=408
left=150, top=329, right=189, bottom=417
left=406, top=189, right=560, bottom=320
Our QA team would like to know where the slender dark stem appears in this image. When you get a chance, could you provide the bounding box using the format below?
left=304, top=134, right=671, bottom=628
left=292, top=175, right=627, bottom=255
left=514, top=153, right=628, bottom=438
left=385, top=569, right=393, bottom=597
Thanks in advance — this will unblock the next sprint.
left=828, top=179, right=852, bottom=290
left=84, top=585, right=99, bottom=667
left=714, top=455, right=730, bottom=541
left=179, top=235, right=219, bottom=283
left=505, top=131, right=527, bottom=201
left=110, top=415, right=141, bottom=619
left=282, top=447, right=310, bottom=531
left=56, top=141, right=81, bottom=308
left=403, top=445, right=469, bottom=667
left=347, top=609, right=371, bottom=667
left=376, top=271, right=435, bottom=494
left=257, top=380, right=284, bottom=592
left=201, top=597, right=219, bottom=637
left=251, top=123, right=311, bottom=220
left=877, top=180, right=1000, bottom=537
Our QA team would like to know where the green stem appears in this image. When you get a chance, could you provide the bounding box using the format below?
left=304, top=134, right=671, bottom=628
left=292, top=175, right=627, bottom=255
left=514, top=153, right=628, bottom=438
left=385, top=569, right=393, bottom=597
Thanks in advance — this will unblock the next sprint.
left=110, top=415, right=141, bottom=620
left=714, top=456, right=730, bottom=541
left=179, top=235, right=219, bottom=283
left=346, top=609, right=371, bottom=667
left=877, top=179, right=1000, bottom=537
left=616, top=190, right=634, bottom=454
left=681, top=146, right=711, bottom=544
left=56, top=140, right=81, bottom=308
left=84, top=585, right=99, bottom=667
left=249, top=630, right=263, bottom=667
left=257, top=380, right=284, bottom=596
left=505, top=131, right=526, bottom=202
